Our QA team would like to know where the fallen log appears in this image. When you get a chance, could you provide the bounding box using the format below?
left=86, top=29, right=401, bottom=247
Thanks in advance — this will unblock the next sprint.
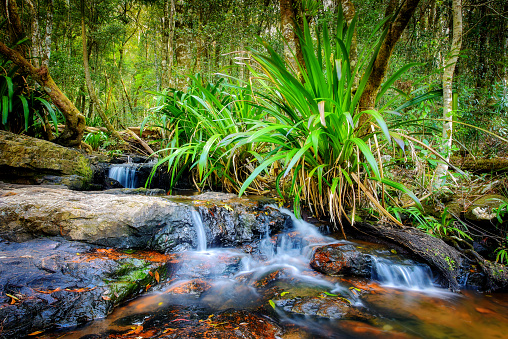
left=351, top=222, right=465, bottom=291
left=451, top=156, right=508, bottom=173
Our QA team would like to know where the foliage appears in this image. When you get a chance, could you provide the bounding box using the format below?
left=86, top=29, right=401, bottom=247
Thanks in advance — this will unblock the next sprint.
left=387, top=206, right=472, bottom=241
left=145, top=75, right=262, bottom=191
left=222, top=10, right=423, bottom=227
left=83, top=131, right=109, bottom=151
left=0, top=67, right=59, bottom=136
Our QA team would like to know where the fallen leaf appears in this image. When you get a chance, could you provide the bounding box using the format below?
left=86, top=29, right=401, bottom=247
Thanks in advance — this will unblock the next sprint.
left=146, top=284, right=151, bottom=291
left=102, top=295, right=111, bottom=301
left=28, top=330, right=44, bottom=336
left=65, top=287, right=96, bottom=293
left=476, top=307, right=495, bottom=314
left=155, top=271, right=160, bottom=283
left=125, top=325, right=143, bottom=335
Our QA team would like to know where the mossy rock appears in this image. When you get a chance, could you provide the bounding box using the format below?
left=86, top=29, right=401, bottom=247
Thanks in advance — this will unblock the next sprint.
left=465, top=194, right=508, bottom=222
left=0, top=130, right=92, bottom=185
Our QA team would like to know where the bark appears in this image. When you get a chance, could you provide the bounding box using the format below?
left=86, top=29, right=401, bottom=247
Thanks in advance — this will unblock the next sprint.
left=1, top=0, right=26, bottom=56
left=81, top=0, right=125, bottom=145
left=358, top=0, right=420, bottom=126
left=433, top=0, right=462, bottom=188
left=43, top=0, right=54, bottom=67
left=0, top=41, right=86, bottom=146
left=340, top=0, right=357, bottom=85
left=26, top=0, right=42, bottom=67
left=279, top=0, right=305, bottom=73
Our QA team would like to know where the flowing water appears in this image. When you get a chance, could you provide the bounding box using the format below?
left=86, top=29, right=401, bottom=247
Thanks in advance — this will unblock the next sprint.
left=38, top=207, right=508, bottom=339
left=108, top=164, right=138, bottom=188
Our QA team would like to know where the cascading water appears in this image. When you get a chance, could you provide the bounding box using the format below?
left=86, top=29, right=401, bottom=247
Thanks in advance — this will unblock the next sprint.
left=108, top=164, right=138, bottom=188
left=371, top=256, right=434, bottom=289
left=48, top=204, right=460, bottom=339
left=190, top=209, right=207, bottom=251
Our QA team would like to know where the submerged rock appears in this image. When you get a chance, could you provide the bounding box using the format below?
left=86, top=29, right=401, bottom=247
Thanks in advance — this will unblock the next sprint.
left=0, top=237, right=168, bottom=337
left=310, top=244, right=372, bottom=277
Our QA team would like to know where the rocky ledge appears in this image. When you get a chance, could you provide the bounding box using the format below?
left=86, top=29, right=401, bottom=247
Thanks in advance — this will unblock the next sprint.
left=0, top=183, right=288, bottom=337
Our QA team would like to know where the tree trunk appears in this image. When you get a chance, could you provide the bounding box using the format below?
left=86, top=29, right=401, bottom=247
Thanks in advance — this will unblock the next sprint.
left=433, top=0, right=462, bottom=188
left=81, top=0, right=125, bottom=145
left=358, top=0, right=420, bottom=126
left=279, top=0, right=305, bottom=73
left=0, top=41, right=86, bottom=146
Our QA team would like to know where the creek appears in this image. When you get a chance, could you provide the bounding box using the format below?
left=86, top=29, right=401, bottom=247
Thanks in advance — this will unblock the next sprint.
left=35, top=206, right=508, bottom=339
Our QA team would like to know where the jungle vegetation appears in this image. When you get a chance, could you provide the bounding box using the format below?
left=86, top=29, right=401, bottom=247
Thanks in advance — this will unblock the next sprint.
left=0, top=0, right=507, bottom=262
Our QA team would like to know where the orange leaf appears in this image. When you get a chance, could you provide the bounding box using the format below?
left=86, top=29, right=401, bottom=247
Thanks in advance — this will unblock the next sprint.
left=102, top=295, right=111, bottom=301
left=146, top=284, right=151, bottom=291
left=28, top=330, right=45, bottom=336
left=149, top=271, right=154, bottom=277
left=476, top=307, right=495, bottom=314
left=125, top=325, right=143, bottom=335
left=155, top=271, right=160, bottom=283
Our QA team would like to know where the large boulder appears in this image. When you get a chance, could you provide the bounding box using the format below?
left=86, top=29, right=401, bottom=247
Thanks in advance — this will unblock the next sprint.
left=0, top=130, right=92, bottom=187
left=0, top=184, right=288, bottom=252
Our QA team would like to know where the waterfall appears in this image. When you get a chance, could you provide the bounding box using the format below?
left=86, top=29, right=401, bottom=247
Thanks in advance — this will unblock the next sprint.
left=371, top=257, right=434, bottom=289
left=108, top=164, right=138, bottom=188
left=191, top=209, right=207, bottom=251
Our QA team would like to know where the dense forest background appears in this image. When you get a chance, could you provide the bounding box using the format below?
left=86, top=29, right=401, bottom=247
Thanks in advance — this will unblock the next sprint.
left=1, top=0, right=508, bottom=266
left=1, top=0, right=506, bottom=155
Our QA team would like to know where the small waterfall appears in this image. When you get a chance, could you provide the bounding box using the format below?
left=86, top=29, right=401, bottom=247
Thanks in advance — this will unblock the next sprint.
left=191, top=209, right=207, bottom=251
left=108, top=164, right=138, bottom=188
left=371, top=257, right=434, bottom=290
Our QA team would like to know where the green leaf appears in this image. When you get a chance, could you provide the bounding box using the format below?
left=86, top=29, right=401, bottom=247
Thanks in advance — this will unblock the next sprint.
left=239, top=153, right=287, bottom=196
left=350, top=138, right=380, bottom=179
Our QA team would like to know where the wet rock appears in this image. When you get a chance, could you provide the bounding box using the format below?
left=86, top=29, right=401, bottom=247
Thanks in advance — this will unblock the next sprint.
left=0, top=185, right=288, bottom=252
left=96, top=187, right=166, bottom=195
left=0, top=130, right=92, bottom=187
left=164, top=279, right=212, bottom=295
left=192, top=200, right=288, bottom=247
left=273, top=295, right=366, bottom=320
left=310, top=244, right=372, bottom=277
left=165, top=251, right=244, bottom=280
left=0, top=237, right=168, bottom=338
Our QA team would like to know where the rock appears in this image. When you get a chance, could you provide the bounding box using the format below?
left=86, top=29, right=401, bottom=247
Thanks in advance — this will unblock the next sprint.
left=0, top=184, right=288, bottom=252
left=0, top=130, right=92, bottom=187
left=0, top=237, right=169, bottom=338
left=310, top=244, right=372, bottom=277
left=465, top=194, right=508, bottom=222
left=273, top=295, right=366, bottom=319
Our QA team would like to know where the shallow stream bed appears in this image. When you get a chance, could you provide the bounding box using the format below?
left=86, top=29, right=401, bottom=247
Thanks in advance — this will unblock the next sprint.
left=35, top=209, right=508, bottom=339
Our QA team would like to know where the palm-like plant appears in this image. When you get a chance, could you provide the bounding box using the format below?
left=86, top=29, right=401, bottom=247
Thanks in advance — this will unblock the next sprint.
left=224, top=8, right=421, bottom=234
left=145, top=75, right=263, bottom=191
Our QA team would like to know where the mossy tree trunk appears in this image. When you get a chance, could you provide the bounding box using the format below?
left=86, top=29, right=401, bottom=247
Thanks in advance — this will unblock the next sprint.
left=433, top=0, right=463, bottom=188
left=0, top=41, right=86, bottom=147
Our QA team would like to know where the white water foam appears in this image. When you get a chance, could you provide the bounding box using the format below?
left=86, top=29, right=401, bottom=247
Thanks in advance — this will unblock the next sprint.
left=191, top=209, right=207, bottom=252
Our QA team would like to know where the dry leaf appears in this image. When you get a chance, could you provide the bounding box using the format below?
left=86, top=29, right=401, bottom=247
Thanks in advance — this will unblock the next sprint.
left=155, top=271, right=160, bottom=283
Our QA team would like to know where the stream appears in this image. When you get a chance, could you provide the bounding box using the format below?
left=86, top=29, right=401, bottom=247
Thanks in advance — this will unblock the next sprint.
left=37, top=207, right=508, bottom=339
